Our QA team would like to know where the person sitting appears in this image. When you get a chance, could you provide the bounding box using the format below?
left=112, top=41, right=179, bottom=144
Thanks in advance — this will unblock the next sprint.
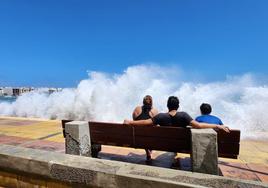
left=124, top=96, right=229, bottom=133
left=195, top=103, right=223, bottom=125
left=132, top=95, right=158, bottom=161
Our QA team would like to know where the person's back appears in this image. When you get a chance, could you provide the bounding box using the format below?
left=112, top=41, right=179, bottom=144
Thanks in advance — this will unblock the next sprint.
left=132, top=95, right=158, bottom=121
left=132, top=95, right=158, bottom=162
left=152, top=111, right=192, bottom=127
left=195, top=114, right=223, bottom=125
left=134, top=105, right=152, bottom=120
left=195, top=103, right=223, bottom=125
left=151, top=96, right=193, bottom=127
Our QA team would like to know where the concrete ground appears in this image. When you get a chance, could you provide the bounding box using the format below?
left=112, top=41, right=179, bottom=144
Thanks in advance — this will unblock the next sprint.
left=0, top=117, right=267, bottom=183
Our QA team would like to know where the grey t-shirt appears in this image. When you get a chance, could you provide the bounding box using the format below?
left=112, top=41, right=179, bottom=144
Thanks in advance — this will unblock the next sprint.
left=152, top=112, right=193, bottom=128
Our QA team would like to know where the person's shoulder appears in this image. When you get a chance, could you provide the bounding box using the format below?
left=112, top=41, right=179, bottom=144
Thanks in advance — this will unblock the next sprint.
left=150, top=107, right=158, bottom=115
left=134, top=106, right=142, bottom=111
left=132, top=106, right=142, bottom=119
left=155, top=112, right=169, bottom=118
left=157, top=112, right=168, bottom=116
left=176, top=111, right=190, bottom=116
left=209, top=115, right=221, bottom=120
left=195, top=115, right=204, bottom=121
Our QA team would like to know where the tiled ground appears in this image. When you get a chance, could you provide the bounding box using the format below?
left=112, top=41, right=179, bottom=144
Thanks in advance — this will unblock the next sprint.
left=0, top=117, right=267, bottom=183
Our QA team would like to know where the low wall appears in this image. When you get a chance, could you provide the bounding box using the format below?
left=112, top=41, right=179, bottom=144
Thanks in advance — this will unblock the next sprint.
left=0, top=145, right=267, bottom=188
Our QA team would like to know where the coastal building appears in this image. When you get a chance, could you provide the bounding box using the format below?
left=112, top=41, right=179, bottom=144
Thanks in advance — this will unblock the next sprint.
left=1, top=87, right=61, bottom=96
left=21, top=87, right=34, bottom=94
left=12, top=88, right=21, bottom=96
left=0, top=88, right=3, bottom=96
left=3, top=87, right=13, bottom=96
left=48, top=88, right=57, bottom=94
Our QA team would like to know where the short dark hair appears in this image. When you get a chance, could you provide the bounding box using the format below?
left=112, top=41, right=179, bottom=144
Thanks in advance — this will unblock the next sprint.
left=200, top=103, right=212, bottom=115
left=167, top=96, right=179, bottom=111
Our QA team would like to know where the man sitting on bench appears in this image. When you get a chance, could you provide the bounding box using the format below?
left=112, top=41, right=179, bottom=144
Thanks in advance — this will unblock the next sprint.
left=124, top=96, right=230, bottom=133
left=195, top=103, right=223, bottom=125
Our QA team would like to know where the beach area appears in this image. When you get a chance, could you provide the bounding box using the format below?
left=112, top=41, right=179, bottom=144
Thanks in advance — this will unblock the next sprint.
left=0, top=116, right=267, bottom=184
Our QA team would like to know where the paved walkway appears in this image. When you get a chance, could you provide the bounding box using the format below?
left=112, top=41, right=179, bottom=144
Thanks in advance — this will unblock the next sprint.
left=0, top=117, right=267, bottom=183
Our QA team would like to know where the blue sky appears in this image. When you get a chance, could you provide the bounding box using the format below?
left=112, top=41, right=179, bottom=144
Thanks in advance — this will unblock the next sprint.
left=0, top=0, right=267, bottom=87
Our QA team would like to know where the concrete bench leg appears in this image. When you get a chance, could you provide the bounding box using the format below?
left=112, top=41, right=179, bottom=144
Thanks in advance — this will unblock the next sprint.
left=190, top=129, right=219, bottom=175
left=65, top=121, right=91, bottom=157
left=91, top=144, right=102, bottom=158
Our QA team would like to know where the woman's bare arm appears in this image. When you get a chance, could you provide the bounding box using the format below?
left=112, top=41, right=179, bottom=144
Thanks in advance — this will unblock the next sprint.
left=124, top=119, right=153, bottom=126
left=132, top=106, right=141, bottom=120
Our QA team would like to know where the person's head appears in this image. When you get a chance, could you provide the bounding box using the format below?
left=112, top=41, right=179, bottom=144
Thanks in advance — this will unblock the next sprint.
left=200, top=103, right=212, bottom=115
left=167, top=96, right=179, bottom=111
left=143, top=95, right=153, bottom=107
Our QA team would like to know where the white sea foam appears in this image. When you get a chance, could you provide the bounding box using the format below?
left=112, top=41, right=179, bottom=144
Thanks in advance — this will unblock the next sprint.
left=0, top=64, right=267, bottom=140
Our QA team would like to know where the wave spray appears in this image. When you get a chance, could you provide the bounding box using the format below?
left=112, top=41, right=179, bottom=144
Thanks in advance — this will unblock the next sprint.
left=1, top=65, right=267, bottom=140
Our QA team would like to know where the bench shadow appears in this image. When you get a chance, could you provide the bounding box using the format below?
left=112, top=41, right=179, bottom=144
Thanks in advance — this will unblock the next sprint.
left=98, top=150, right=179, bottom=169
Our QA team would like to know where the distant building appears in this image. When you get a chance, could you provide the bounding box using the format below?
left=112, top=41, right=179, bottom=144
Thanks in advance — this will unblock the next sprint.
left=0, top=88, right=3, bottom=96
left=12, top=88, right=21, bottom=96
left=48, top=88, right=57, bottom=94
left=3, top=87, right=13, bottom=96
left=21, top=87, right=34, bottom=94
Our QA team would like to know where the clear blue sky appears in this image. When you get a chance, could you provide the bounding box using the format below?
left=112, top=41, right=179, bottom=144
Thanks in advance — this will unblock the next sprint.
left=0, top=0, right=267, bottom=87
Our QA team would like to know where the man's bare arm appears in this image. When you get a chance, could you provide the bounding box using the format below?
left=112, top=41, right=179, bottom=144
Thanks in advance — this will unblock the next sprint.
left=190, top=120, right=230, bottom=133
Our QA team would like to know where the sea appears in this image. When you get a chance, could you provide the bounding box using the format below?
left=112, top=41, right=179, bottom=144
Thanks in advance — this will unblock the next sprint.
left=0, top=96, right=17, bottom=103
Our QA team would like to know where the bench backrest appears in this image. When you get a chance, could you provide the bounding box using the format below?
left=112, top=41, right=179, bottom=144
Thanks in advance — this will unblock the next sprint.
left=89, top=121, right=191, bottom=153
left=89, top=121, right=134, bottom=147
left=217, top=129, right=240, bottom=159
left=62, top=120, right=240, bottom=158
left=134, top=126, right=191, bottom=153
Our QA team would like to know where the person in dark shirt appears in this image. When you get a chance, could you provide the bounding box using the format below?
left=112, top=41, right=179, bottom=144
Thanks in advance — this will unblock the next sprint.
left=195, top=103, right=223, bottom=125
left=132, top=95, right=158, bottom=121
left=132, top=95, right=158, bottom=161
left=124, top=96, right=229, bottom=133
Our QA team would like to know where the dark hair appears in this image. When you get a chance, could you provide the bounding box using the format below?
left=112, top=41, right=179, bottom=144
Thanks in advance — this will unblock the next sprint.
left=167, top=96, right=179, bottom=111
left=142, top=95, right=152, bottom=113
left=200, top=103, right=212, bottom=115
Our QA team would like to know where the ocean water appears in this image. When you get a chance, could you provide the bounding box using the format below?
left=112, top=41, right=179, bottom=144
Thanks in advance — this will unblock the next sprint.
left=0, top=96, right=16, bottom=103
left=0, top=64, right=267, bottom=140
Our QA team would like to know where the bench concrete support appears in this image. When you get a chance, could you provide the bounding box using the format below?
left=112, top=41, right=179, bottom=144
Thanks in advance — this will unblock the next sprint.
left=65, top=121, right=91, bottom=157
left=191, top=129, right=219, bottom=175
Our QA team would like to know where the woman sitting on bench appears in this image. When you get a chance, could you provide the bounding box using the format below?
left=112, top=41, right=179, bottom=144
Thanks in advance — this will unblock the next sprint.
left=132, top=95, right=158, bottom=162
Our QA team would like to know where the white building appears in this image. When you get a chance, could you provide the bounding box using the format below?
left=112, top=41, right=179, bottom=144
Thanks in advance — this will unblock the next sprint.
left=3, top=87, right=13, bottom=96
left=0, top=88, right=3, bottom=96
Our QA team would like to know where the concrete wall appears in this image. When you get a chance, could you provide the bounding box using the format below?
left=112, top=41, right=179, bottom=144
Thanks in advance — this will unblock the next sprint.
left=0, top=145, right=267, bottom=188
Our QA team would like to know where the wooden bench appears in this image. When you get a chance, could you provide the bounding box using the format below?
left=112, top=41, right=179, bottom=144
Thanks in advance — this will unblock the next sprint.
left=62, top=120, right=240, bottom=159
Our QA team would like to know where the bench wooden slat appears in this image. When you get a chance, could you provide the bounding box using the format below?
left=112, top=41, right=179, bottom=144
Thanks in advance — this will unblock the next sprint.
left=134, top=126, right=191, bottom=139
left=218, top=143, right=240, bottom=155
left=217, top=129, right=240, bottom=143
left=89, top=122, right=133, bottom=135
left=89, top=121, right=134, bottom=146
left=91, top=134, right=134, bottom=147
left=134, top=126, right=191, bottom=152
left=135, top=137, right=190, bottom=153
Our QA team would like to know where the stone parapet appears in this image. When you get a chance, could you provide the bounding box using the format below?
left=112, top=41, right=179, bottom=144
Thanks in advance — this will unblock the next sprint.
left=0, top=144, right=267, bottom=188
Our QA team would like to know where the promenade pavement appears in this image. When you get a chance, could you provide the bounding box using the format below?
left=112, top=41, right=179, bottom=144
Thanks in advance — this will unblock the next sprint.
left=0, top=117, right=267, bottom=183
